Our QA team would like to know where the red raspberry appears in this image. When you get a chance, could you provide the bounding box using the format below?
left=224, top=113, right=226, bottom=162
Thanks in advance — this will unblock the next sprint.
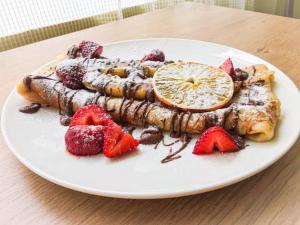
left=79, top=41, right=103, bottom=58
left=65, top=125, right=104, bottom=156
left=56, top=59, right=85, bottom=89
left=142, top=49, right=165, bottom=62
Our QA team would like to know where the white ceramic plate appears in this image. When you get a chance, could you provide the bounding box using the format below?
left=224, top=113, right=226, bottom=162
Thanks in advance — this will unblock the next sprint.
left=2, top=38, right=300, bottom=199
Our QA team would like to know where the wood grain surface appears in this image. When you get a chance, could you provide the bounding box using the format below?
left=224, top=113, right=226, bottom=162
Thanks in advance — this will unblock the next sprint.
left=1, top=3, right=300, bottom=225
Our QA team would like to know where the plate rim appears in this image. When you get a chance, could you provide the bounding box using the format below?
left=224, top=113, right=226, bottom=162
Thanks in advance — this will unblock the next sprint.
left=2, top=38, right=300, bottom=199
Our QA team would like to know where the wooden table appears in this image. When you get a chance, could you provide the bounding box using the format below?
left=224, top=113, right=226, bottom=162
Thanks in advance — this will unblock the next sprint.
left=1, top=3, right=300, bottom=225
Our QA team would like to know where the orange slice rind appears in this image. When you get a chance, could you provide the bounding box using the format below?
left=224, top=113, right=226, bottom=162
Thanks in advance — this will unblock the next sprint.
left=153, top=62, right=234, bottom=111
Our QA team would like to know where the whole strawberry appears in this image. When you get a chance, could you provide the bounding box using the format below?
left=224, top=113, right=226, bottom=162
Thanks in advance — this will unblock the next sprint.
left=56, top=59, right=86, bottom=89
left=65, top=125, right=104, bottom=156
left=142, top=49, right=165, bottom=62
left=79, top=41, right=103, bottom=58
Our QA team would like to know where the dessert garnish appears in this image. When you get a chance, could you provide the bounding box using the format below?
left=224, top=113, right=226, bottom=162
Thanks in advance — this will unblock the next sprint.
left=103, top=121, right=139, bottom=158
left=79, top=40, right=103, bottom=58
left=56, top=59, right=86, bottom=89
left=66, top=41, right=103, bottom=59
left=193, top=126, right=241, bottom=154
left=142, top=49, right=165, bottom=62
left=69, top=104, right=111, bottom=127
left=19, top=103, right=42, bottom=114
left=153, top=62, right=234, bottom=111
left=139, top=126, right=163, bottom=145
left=66, top=104, right=139, bottom=158
left=220, top=58, right=249, bottom=81
left=234, top=68, right=249, bottom=81
left=65, top=125, right=104, bottom=156
left=219, top=58, right=236, bottom=78
left=161, top=134, right=192, bottom=163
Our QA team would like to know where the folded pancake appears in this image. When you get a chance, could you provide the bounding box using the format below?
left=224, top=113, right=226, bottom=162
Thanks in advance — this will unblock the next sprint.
left=226, top=64, right=281, bottom=141
left=36, top=57, right=171, bottom=102
left=16, top=57, right=280, bottom=141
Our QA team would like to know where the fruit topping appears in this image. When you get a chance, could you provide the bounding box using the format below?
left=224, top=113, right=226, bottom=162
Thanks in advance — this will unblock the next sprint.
left=153, top=62, right=234, bottom=111
left=65, top=125, right=104, bottom=156
left=70, top=104, right=111, bottom=127
left=67, top=104, right=139, bottom=158
left=142, top=49, right=165, bottom=62
left=56, top=59, right=86, bottom=89
left=219, top=58, right=236, bottom=79
left=193, top=126, right=239, bottom=154
left=103, top=121, right=139, bottom=158
left=79, top=40, right=103, bottom=58
left=220, top=58, right=250, bottom=81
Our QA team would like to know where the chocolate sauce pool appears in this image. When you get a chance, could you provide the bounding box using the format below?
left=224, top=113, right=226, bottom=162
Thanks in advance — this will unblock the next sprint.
left=19, top=103, right=41, bottom=114
left=139, top=126, right=163, bottom=145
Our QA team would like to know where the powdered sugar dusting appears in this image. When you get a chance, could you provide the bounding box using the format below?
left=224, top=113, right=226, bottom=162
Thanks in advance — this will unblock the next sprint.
left=154, top=62, right=234, bottom=110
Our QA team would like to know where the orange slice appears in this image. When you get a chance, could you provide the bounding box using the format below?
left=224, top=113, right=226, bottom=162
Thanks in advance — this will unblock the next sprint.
left=153, top=62, right=234, bottom=111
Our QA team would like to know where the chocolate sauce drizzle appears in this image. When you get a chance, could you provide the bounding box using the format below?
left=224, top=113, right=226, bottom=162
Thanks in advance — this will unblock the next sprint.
left=23, top=76, right=32, bottom=90
left=83, top=57, right=158, bottom=102
left=52, top=81, right=63, bottom=115
left=161, top=134, right=192, bottom=163
left=60, top=114, right=72, bottom=126
left=119, top=98, right=135, bottom=123
left=23, top=75, right=57, bottom=90
left=63, top=90, right=79, bottom=116
left=162, top=139, right=180, bottom=146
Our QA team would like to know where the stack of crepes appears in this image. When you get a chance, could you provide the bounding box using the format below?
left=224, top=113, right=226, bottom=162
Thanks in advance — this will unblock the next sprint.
left=16, top=46, right=281, bottom=142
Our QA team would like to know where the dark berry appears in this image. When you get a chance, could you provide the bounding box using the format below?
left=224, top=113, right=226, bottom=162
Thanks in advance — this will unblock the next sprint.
left=142, top=49, right=165, bottom=62
left=79, top=41, right=103, bottom=58
left=234, top=68, right=249, bottom=81
left=56, top=59, right=86, bottom=89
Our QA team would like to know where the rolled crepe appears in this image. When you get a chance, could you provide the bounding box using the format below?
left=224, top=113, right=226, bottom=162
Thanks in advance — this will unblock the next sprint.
left=16, top=57, right=280, bottom=141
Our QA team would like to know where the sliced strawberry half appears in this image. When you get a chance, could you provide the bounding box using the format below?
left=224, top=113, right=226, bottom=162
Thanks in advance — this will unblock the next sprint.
left=103, top=121, right=139, bottom=158
left=103, top=121, right=123, bottom=153
left=70, top=104, right=111, bottom=127
left=219, top=58, right=236, bottom=78
left=193, top=126, right=238, bottom=155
